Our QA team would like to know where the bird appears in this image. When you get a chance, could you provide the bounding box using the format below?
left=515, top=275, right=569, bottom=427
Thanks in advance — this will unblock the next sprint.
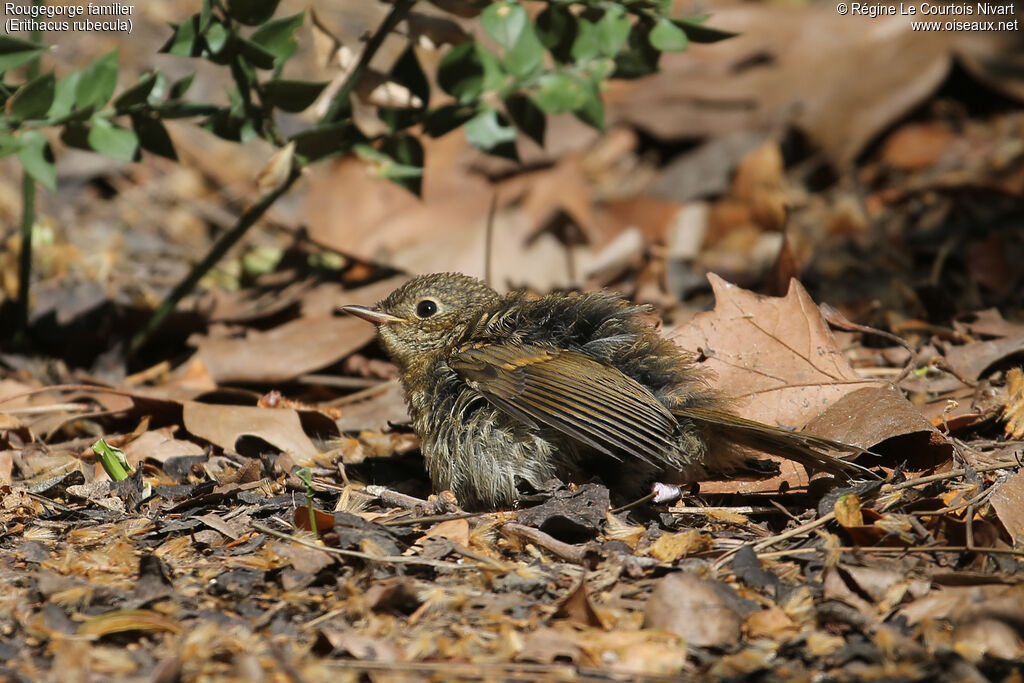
left=341, top=272, right=875, bottom=509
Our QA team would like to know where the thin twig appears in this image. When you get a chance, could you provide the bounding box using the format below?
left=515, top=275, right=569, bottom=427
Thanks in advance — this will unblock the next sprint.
left=325, top=378, right=398, bottom=407
left=381, top=511, right=495, bottom=527
left=502, top=522, right=588, bottom=564
left=712, top=512, right=837, bottom=570
left=667, top=505, right=787, bottom=516
left=2, top=403, right=89, bottom=415
left=13, top=2, right=42, bottom=344
left=757, top=544, right=1024, bottom=561
left=250, top=521, right=476, bottom=571
left=318, top=0, right=416, bottom=124
left=322, top=659, right=580, bottom=682
left=484, top=189, right=499, bottom=288
left=609, top=491, right=656, bottom=514
left=891, top=460, right=1020, bottom=491
left=128, top=166, right=302, bottom=354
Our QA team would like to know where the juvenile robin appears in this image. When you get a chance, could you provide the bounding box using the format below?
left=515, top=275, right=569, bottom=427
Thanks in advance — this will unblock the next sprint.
left=342, top=272, right=873, bottom=509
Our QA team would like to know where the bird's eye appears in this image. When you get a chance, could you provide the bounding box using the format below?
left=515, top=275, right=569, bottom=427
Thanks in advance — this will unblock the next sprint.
left=415, top=299, right=438, bottom=318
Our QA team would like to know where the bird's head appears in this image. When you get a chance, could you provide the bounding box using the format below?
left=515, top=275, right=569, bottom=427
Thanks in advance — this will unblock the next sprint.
left=340, top=272, right=500, bottom=366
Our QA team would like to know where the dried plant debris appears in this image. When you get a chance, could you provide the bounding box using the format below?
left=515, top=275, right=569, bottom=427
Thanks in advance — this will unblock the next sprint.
left=3, top=2, right=1024, bottom=678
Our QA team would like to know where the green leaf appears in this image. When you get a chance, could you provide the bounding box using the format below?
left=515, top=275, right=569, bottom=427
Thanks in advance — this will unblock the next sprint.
left=92, top=439, right=133, bottom=481
left=423, top=104, right=477, bottom=138
left=464, top=107, right=517, bottom=161
left=60, top=124, right=92, bottom=151
left=262, top=79, right=328, bottom=113
left=533, top=73, right=587, bottom=114
left=0, top=135, right=19, bottom=159
left=648, top=18, right=688, bottom=52
left=481, top=1, right=527, bottom=49
left=9, top=71, right=55, bottom=121
left=168, top=73, right=196, bottom=100
left=674, top=18, right=737, bottom=43
left=147, top=72, right=168, bottom=104
left=614, top=24, right=661, bottom=79
left=204, top=21, right=229, bottom=54
left=503, top=23, right=544, bottom=79
left=88, top=116, right=139, bottom=161
left=16, top=130, right=56, bottom=191
left=0, top=34, right=47, bottom=73
left=573, top=80, right=604, bottom=131
left=131, top=115, right=177, bottom=160
left=290, top=121, right=363, bottom=162
left=250, top=11, right=304, bottom=61
left=226, top=0, right=280, bottom=26
left=199, top=0, right=214, bottom=32
left=571, top=19, right=599, bottom=63
left=161, top=15, right=202, bottom=57
left=113, top=72, right=157, bottom=111
left=583, top=57, right=615, bottom=83
left=534, top=4, right=575, bottom=62
left=438, top=44, right=504, bottom=103
left=379, top=134, right=424, bottom=196
left=390, top=46, right=430, bottom=110
left=354, top=143, right=424, bottom=193
left=235, top=36, right=277, bottom=70
left=76, top=49, right=119, bottom=110
left=505, top=93, right=544, bottom=146
left=47, top=71, right=81, bottom=120
left=596, top=7, right=631, bottom=56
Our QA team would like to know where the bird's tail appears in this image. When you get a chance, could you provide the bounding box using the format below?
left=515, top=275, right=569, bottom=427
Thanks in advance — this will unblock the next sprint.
left=676, top=406, right=880, bottom=479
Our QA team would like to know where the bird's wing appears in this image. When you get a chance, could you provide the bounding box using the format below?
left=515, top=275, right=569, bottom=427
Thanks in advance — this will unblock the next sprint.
left=449, top=344, right=677, bottom=466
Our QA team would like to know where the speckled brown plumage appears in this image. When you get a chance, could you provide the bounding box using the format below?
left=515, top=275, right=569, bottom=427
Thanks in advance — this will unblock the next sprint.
left=342, top=272, right=871, bottom=509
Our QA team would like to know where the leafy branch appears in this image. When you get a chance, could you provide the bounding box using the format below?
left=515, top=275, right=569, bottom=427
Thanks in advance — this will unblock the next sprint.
left=0, top=0, right=734, bottom=354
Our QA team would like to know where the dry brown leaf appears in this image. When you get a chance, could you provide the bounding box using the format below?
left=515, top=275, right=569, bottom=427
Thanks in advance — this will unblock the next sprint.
left=420, top=518, right=470, bottom=547
left=671, top=275, right=947, bottom=488
left=742, top=606, right=797, bottom=642
left=553, top=580, right=606, bottom=629
left=271, top=539, right=333, bottom=575
left=255, top=141, right=295, bottom=193
left=804, top=386, right=951, bottom=470
left=607, top=5, right=964, bottom=166
left=732, top=142, right=786, bottom=232
left=1003, top=368, right=1024, bottom=439
left=185, top=276, right=406, bottom=384
left=123, top=429, right=204, bottom=466
left=942, top=332, right=1024, bottom=382
left=834, top=493, right=864, bottom=528
left=991, top=469, right=1024, bottom=545
left=953, top=309, right=1024, bottom=339
left=670, top=274, right=880, bottom=426
left=334, top=380, right=411, bottom=433
left=643, top=572, right=745, bottom=648
left=882, top=122, right=956, bottom=171
left=643, top=530, right=712, bottom=563
left=181, top=401, right=321, bottom=463
left=304, top=133, right=600, bottom=291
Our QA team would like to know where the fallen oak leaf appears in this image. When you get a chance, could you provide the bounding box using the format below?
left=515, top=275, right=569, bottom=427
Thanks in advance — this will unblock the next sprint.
left=182, top=401, right=321, bottom=464
left=670, top=274, right=880, bottom=427
left=671, top=274, right=948, bottom=491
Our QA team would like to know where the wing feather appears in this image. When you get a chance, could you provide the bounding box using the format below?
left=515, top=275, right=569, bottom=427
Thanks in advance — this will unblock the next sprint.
left=450, top=344, right=678, bottom=465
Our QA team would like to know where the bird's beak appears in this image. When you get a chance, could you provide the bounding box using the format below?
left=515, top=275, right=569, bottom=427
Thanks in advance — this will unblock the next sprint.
left=339, top=305, right=404, bottom=325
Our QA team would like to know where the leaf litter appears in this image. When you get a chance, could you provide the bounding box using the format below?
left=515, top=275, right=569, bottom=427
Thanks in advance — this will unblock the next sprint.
left=4, top=270, right=1024, bottom=680
left=3, top=1, right=1024, bottom=680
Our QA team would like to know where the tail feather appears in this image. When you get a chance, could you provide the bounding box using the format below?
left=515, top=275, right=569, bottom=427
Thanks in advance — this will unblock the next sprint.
left=676, top=406, right=880, bottom=479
